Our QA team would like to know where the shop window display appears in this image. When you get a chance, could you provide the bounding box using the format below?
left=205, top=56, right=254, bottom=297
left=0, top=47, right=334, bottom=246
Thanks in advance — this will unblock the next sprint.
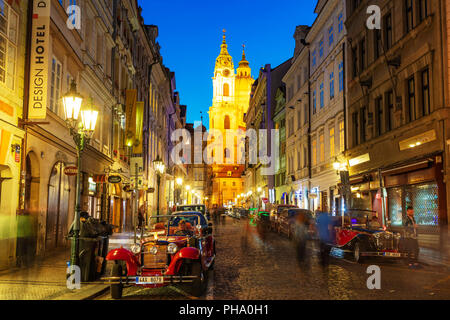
left=405, top=183, right=439, bottom=226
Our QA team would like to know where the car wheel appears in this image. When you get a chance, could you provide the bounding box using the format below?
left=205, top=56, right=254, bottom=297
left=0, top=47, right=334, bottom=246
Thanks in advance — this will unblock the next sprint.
left=353, top=241, right=365, bottom=264
left=110, top=262, right=124, bottom=299
left=189, top=261, right=207, bottom=297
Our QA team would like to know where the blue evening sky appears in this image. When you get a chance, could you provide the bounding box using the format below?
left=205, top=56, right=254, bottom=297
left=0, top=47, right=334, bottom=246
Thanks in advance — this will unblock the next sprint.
left=138, top=0, right=317, bottom=128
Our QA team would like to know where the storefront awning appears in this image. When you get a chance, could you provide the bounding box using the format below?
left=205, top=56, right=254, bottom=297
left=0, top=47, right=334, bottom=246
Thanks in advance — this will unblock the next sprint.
left=381, top=160, right=430, bottom=176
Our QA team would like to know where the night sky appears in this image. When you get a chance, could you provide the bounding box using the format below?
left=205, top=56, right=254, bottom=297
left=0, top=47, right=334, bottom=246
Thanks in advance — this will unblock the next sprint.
left=138, top=0, right=317, bottom=128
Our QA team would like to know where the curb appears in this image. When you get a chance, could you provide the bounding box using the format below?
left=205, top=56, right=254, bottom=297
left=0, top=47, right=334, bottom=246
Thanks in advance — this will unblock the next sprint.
left=81, top=286, right=110, bottom=300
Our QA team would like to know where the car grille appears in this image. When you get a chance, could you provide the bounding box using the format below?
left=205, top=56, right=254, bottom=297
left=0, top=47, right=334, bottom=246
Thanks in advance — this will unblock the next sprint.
left=375, top=233, right=399, bottom=250
left=143, top=244, right=168, bottom=269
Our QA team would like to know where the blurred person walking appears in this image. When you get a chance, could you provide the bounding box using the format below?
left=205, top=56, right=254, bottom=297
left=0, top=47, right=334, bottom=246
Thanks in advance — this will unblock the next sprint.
left=316, top=211, right=333, bottom=266
left=404, top=206, right=420, bottom=268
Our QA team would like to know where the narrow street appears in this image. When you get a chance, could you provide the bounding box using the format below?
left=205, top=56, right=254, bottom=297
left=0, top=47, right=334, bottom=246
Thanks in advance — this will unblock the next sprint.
left=95, top=216, right=450, bottom=300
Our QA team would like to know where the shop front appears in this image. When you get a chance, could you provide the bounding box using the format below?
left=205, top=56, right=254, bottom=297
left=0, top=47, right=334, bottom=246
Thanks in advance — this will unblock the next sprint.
left=347, top=155, right=446, bottom=248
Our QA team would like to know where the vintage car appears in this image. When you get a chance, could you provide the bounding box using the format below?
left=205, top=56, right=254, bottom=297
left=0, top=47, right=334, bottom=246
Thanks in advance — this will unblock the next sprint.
left=103, top=212, right=215, bottom=299
left=176, top=204, right=210, bottom=220
left=329, top=209, right=409, bottom=263
left=269, top=204, right=298, bottom=231
left=278, top=208, right=315, bottom=239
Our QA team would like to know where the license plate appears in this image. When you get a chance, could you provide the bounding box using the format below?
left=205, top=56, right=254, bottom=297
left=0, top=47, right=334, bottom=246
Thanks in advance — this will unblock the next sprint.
left=136, top=276, right=164, bottom=284
left=384, top=252, right=401, bottom=257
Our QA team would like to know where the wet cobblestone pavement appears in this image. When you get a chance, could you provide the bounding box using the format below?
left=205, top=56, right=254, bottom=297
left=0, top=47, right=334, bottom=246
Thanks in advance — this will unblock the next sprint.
left=97, top=216, right=450, bottom=300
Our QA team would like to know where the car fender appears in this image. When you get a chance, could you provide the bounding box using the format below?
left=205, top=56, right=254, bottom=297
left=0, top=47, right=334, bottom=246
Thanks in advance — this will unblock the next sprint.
left=106, top=248, right=139, bottom=276
left=166, top=247, right=201, bottom=275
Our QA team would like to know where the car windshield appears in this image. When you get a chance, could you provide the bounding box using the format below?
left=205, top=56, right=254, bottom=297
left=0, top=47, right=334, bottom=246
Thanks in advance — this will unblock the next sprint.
left=288, top=209, right=313, bottom=219
left=277, top=206, right=296, bottom=214
left=345, top=209, right=375, bottom=226
left=177, top=205, right=205, bottom=214
left=147, top=213, right=205, bottom=236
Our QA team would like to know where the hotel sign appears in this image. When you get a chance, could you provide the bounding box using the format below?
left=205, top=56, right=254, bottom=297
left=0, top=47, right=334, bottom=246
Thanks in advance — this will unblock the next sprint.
left=28, top=0, right=51, bottom=119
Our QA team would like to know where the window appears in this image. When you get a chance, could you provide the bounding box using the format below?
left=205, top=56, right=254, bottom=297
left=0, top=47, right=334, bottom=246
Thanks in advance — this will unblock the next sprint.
left=303, top=147, right=307, bottom=168
left=312, top=50, right=316, bottom=67
left=329, top=127, right=335, bottom=158
left=419, top=0, right=428, bottom=22
left=405, top=0, right=414, bottom=33
left=384, top=14, right=393, bottom=50
left=224, top=115, right=230, bottom=129
left=375, top=29, right=382, bottom=59
left=50, top=58, right=62, bottom=114
left=375, top=96, right=383, bottom=137
left=330, top=72, right=335, bottom=99
left=339, top=61, right=344, bottom=92
left=319, top=133, right=324, bottom=163
left=360, top=107, right=366, bottom=143
left=339, top=121, right=345, bottom=152
left=297, top=110, right=301, bottom=129
left=320, top=82, right=324, bottom=108
left=407, top=76, right=416, bottom=122
left=352, top=46, right=358, bottom=78
left=352, top=112, right=359, bottom=146
left=319, top=40, right=324, bottom=58
left=421, top=68, right=430, bottom=117
left=223, top=83, right=230, bottom=96
left=352, top=0, right=361, bottom=12
left=328, top=26, right=334, bottom=46
left=0, top=0, right=18, bottom=89
left=338, top=12, right=344, bottom=33
left=359, top=38, right=366, bottom=71
left=304, top=104, right=308, bottom=124
left=386, top=90, right=394, bottom=131
left=312, top=139, right=317, bottom=166
left=313, top=90, right=317, bottom=114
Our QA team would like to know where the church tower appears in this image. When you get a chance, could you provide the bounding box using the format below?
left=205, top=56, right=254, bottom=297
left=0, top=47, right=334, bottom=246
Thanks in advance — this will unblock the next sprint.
left=208, top=31, right=254, bottom=207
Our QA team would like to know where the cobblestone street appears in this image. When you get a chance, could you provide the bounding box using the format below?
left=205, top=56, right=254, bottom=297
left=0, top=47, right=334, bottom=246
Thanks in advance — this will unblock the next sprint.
left=96, top=216, right=450, bottom=300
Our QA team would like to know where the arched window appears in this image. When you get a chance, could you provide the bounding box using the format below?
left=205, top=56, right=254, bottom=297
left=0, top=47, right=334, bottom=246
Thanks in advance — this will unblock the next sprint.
left=224, top=115, right=230, bottom=129
left=223, top=83, right=230, bottom=96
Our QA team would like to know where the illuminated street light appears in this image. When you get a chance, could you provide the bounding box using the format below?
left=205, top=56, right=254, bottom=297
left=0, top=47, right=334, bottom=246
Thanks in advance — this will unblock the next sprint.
left=153, top=155, right=166, bottom=222
left=62, top=81, right=99, bottom=268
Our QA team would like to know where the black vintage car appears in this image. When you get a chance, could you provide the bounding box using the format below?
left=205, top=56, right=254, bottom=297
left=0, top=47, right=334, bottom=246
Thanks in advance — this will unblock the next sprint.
left=328, top=209, right=411, bottom=263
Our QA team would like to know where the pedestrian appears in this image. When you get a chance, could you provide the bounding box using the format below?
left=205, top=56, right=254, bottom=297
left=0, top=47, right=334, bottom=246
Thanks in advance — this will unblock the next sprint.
left=316, top=211, right=333, bottom=266
left=404, top=206, right=420, bottom=268
left=293, top=211, right=310, bottom=265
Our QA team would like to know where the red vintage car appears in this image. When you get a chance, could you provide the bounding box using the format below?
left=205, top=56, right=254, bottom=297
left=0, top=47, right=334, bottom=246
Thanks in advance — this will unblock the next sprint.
left=327, top=209, right=410, bottom=263
left=103, top=212, right=215, bottom=299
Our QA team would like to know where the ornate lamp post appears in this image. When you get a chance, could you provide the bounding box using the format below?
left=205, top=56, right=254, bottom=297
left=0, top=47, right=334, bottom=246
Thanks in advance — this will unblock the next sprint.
left=153, top=156, right=165, bottom=222
left=63, top=80, right=98, bottom=267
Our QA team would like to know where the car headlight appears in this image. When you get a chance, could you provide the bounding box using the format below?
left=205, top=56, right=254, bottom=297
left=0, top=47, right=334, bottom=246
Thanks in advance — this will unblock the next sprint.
left=167, top=243, right=179, bottom=254
left=374, top=233, right=382, bottom=239
left=150, top=246, right=158, bottom=255
left=130, top=244, right=141, bottom=254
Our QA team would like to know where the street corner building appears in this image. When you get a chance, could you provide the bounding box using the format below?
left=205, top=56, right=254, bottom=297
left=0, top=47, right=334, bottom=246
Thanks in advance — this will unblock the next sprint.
left=0, top=0, right=184, bottom=270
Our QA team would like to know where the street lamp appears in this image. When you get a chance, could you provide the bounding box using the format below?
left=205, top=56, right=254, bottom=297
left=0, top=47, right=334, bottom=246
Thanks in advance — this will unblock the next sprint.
left=153, top=155, right=165, bottom=222
left=63, top=81, right=98, bottom=267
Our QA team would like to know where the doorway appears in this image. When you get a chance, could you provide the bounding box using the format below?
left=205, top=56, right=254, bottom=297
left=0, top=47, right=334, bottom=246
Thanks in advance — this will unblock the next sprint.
left=45, top=162, right=70, bottom=250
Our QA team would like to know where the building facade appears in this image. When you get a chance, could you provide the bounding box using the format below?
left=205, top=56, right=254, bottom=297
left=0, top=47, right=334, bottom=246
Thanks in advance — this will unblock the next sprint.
left=344, top=0, right=448, bottom=248
left=305, top=0, right=347, bottom=213
left=283, top=26, right=311, bottom=210
left=0, top=0, right=28, bottom=269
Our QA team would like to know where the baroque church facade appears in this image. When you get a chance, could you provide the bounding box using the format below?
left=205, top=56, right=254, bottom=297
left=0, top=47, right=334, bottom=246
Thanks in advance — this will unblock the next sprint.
left=208, top=32, right=254, bottom=207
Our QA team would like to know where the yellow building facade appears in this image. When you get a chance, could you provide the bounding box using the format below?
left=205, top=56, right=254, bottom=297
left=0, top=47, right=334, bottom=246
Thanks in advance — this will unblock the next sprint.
left=208, top=32, right=253, bottom=207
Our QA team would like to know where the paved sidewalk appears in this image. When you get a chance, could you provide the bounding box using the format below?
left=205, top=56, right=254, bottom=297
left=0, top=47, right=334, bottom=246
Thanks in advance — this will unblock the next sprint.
left=419, top=246, right=450, bottom=269
left=0, top=232, right=136, bottom=300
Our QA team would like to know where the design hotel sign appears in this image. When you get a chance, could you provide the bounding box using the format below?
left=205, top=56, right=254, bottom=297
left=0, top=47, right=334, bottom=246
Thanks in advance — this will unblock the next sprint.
left=28, top=0, right=51, bottom=119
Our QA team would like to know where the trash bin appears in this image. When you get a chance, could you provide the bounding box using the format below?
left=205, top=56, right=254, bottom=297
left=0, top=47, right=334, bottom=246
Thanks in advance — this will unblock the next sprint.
left=79, top=237, right=99, bottom=282
left=68, top=215, right=114, bottom=282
